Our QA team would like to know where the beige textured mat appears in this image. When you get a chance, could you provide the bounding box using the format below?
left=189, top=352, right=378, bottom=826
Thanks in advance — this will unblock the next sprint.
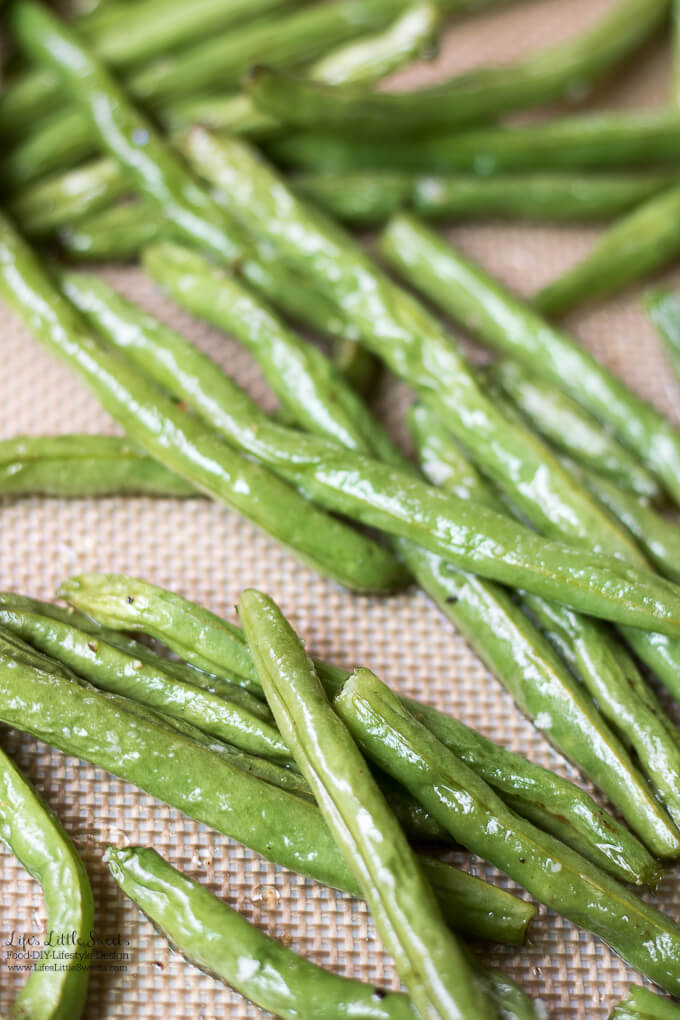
left=1, top=1, right=680, bottom=1016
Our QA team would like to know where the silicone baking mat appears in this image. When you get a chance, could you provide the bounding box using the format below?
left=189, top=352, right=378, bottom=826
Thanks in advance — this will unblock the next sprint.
left=1, top=1, right=679, bottom=1015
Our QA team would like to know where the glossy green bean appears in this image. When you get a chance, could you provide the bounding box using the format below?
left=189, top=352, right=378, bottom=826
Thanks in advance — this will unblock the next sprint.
left=491, top=360, right=662, bottom=503
left=0, top=215, right=407, bottom=595
left=182, top=131, right=680, bottom=706
left=0, top=743, right=94, bottom=1020
left=410, top=403, right=680, bottom=847
left=269, top=110, right=680, bottom=174
left=610, top=985, right=680, bottom=1020
left=0, top=0, right=300, bottom=137
left=293, top=169, right=678, bottom=225
left=60, top=573, right=663, bottom=885
left=0, top=434, right=196, bottom=498
left=58, top=262, right=680, bottom=634
left=675, top=0, right=680, bottom=107
left=380, top=213, right=680, bottom=507
left=533, top=183, right=680, bottom=318
left=334, top=667, right=680, bottom=996
left=0, top=603, right=292, bottom=760
left=247, top=0, right=669, bottom=136
left=107, top=846, right=417, bottom=1020
left=239, top=588, right=495, bottom=1020
left=9, top=159, right=130, bottom=238
left=0, top=631, right=524, bottom=940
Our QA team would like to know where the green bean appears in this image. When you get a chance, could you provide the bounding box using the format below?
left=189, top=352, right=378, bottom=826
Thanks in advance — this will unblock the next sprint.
left=107, top=845, right=417, bottom=1020
left=490, top=360, right=662, bottom=503
left=333, top=667, right=680, bottom=996
left=0, top=0, right=301, bottom=138
left=60, top=572, right=664, bottom=885
left=0, top=434, right=197, bottom=498
left=9, top=159, right=129, bottom=238
left=410, top=403, right=680, bottom=847
left=379, top=213, right=680, bottom=509
left=57, top=202, right=161, bottom=261
left=675, top=0, right=680, bottom=107
left=58, top=261, right=680, bottom=634
left=246, top=0, right=669, bottom=136
left=533, top=183, right=680, bottom=318
left=0, top=215, right=407, bottom=595
left=269, top=110, right=680, bottom=174
left=0, top=635, right=534, bottom=945
left=239, top=588, right=495, bottom=1020
left=0, top=744, right=93, bottom=1020
left=648, top=286, right=680, bottom=382
left=610, top=985, right=680, bottom=1019
left=293, top=169, right=678, bottom=226
left=0, top=603, right=293, bottom=760
left=181, top=132, right=680, bottom=707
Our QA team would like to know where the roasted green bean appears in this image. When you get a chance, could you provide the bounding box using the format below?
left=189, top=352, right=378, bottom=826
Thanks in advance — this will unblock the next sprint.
left=239, top=588, right=496, bottom=1020
left=0, top=743, right=94, bottom=1020
left=59, top=573, right=664, bottom=884
left=334, top=667, right=680, bottom=996
left=269, top=110, right=680, bottom=174
left=107, top=846, right=418, bottom=1020
left=247, top=0, right=669, bottom=136
left=533, top=183, right=680, bottom=318
left=0, top=434, right=196, bottom=498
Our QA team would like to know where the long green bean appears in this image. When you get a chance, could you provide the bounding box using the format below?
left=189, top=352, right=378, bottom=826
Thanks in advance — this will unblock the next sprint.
left=490, top=360, right=662, bottom=503
left=333, top=667, right=680, bottom=996
left=247, top=0, right=669, bottom=136
left=56, top=261, right=680, bottom=635
left=0, top=632, right=535, bottom=943
left=269, top=110, right=680, bottom=174
left=533, top=183, right=680, bottom=318
left=239, top=588, right=495, bottom=1020
left=293, top=169, right=678, bottom=226
left=648, top=287, right=680, bottom=383
left=107, top=846, right=417, bottom=1020
left=0, top=214, right=407, bottom=595
left=9, top=159, right=130, bottom=238
left=0, top=434, right=196, bottom=498
left=59, top=573, right=665, bottom=885
left=0, top=743, right=94, bottom=1020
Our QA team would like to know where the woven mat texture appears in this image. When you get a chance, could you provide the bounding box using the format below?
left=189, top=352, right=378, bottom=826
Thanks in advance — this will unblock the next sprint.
left=1, top=1, right=679, bottom=1016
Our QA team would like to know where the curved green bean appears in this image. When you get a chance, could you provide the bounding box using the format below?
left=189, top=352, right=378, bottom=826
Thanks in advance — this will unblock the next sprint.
left=533, top=183, right=680, bottom=318
left=0, top=632, right=535, bottom=944
left=107, top=846, right=417, bottom=1020
left=0, top=745, right=93, bottom=1020
left=239, top=588, right=495, bottom=1020
left=58, top=261, right=680, bottom=634
left=610, top=985, right=680, bottom=1019
left=334, top=667, right=680, bottom=996
left=0, top=214, right=407, bottom=595
left=0, top=434, right=196, bottom=498
left=269, top=110, right=680, bottom=174
left=247, top=0, right=669, bottom=136
left=59, top=573, right=664, bottom=884
left=293, top=169, right=677, bottom=226
left=491, top=360, right=662, bottom=503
